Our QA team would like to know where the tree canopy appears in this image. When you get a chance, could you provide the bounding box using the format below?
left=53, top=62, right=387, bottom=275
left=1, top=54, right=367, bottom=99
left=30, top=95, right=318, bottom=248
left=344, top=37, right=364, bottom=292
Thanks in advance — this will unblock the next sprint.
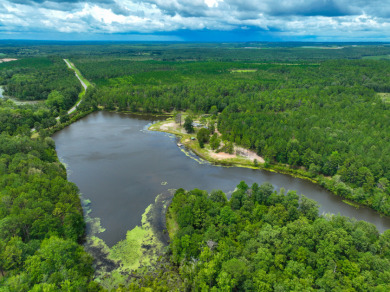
left=161, top=183, right=390, bottom=291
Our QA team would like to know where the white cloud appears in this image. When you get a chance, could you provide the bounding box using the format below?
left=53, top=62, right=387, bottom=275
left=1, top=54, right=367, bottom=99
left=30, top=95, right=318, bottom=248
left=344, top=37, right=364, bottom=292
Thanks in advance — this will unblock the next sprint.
left=0, top=0, right=390, bottom=40
left=204, top=0, right=222, bottom=8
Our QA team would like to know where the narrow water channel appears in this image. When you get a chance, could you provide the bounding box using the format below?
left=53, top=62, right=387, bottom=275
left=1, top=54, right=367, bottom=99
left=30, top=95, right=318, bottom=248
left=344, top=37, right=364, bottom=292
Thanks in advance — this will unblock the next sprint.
left=53, top=111, right=390, bottom=246
left=0, top=86, right=41, bottom=104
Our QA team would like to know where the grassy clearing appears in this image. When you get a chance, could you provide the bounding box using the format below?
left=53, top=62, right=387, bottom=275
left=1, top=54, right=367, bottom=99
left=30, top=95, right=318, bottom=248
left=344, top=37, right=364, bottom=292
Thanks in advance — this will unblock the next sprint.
left=7, top=97, right=43, bottom=105
left=230, top=69, right=257, bottom=73
left=31, top=132, right=39, bottom=139
left=378, top=92, right=390, bottom=103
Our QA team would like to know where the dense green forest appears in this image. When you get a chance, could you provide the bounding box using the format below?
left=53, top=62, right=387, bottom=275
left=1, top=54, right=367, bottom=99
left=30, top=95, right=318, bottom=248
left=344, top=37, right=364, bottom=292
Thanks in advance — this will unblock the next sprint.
left=137, top=183, right=390, bottom=291
left=0, top=53, right=98, bottom=290
left=0, top=101, right=98, bottom=291
left=0, top=99, right=55, bottom=136
left=0, top=56, right=80, bottom=107
left=2, top=42, right=390, bottom=290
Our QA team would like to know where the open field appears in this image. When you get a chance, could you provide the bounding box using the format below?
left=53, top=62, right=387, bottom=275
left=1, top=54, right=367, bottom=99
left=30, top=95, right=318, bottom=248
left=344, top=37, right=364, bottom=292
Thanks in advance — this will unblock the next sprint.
left=378, top=92, right=390, bottom=103
left=0, top=58, right=17, bottom=63
left=230, top=69, right=258, bottom=73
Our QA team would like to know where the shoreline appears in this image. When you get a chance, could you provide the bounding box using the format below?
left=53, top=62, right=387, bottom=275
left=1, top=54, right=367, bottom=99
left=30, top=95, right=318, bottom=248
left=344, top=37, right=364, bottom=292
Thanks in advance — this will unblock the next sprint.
left=83, top=191, right=172, bottom=289
left=148, top=116, right=388, bottom=218
left=149, top=117, right=319, bottom=183
left=52, top=109, right=390, bottom=220
left=50, top=109, right=390, bottom=288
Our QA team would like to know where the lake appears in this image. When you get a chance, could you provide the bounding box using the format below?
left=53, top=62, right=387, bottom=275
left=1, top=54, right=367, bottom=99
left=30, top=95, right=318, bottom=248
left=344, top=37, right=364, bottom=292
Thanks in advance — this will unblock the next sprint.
left=53, top=111, right=390, bottom=246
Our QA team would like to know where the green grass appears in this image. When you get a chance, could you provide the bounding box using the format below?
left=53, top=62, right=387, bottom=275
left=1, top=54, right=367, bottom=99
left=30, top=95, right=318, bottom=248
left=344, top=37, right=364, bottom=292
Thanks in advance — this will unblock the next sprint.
left=362, top=55, right=390, bottom=60
left=230, top=69, right=258, bottom=73
left=378, top=93, right=390, bottom=103
left=342, top=199, right=360, bottom=208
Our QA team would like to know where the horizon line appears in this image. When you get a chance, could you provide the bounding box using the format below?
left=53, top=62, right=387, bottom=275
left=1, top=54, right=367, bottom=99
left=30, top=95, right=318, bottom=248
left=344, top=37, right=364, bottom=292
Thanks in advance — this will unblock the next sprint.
left=1, top=39, right=390, bottom=44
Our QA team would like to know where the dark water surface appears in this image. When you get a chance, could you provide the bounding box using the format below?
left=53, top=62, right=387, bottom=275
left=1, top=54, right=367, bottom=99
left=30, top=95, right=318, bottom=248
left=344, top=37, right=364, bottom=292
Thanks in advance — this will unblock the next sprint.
left=53, top=111, right=390, bottom=246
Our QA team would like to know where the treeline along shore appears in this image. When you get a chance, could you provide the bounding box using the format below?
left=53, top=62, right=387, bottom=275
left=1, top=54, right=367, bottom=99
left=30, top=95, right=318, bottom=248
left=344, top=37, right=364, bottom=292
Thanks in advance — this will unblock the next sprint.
left=1, top=42, right=390, bottom=290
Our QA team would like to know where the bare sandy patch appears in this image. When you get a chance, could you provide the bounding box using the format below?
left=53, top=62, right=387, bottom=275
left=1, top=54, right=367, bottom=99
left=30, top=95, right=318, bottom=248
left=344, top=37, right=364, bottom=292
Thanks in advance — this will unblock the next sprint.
left=235, top=146, right=265, bottom=163
left=209, top=151, right=236, bottom=160
left=159, top=121, right=188, bottom=134
left=0, top=58, right=17, bottom=63
left=208, top=146, right=265, bottom=164
left=160, top=122, right=177, bottom=131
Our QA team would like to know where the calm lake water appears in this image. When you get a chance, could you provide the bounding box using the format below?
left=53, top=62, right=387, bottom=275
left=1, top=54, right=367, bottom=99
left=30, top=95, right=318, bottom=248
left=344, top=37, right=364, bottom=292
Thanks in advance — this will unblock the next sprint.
left=53, top=111, right=390, bottom=246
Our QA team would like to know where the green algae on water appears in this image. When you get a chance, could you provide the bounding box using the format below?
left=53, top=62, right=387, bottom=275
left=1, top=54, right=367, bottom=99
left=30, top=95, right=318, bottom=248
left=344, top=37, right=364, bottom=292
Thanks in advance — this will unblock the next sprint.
left=88, top=193, right=171, bottom=289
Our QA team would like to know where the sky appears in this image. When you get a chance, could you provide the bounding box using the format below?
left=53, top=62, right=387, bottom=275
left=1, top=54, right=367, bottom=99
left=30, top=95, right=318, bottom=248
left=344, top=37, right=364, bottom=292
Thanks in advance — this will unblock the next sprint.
left=0, top=0, right=390, bottom=42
